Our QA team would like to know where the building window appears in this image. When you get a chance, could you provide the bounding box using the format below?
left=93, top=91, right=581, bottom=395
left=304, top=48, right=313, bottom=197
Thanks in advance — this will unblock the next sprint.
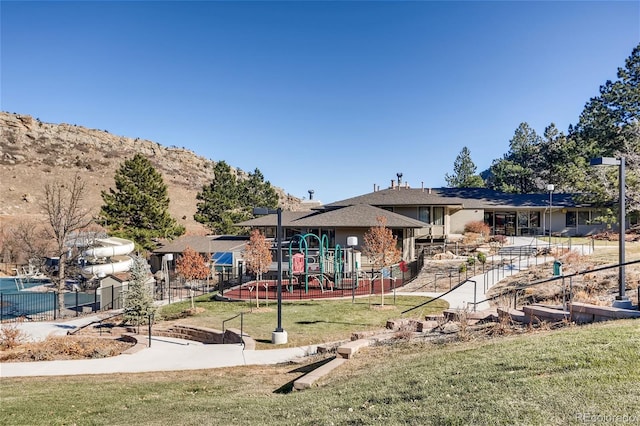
left=578, top=211, right=591, bottom=225
left=529, top=211, right=540, bottom=228
left=518, top=212, right=529, bottom=228
left=592, top=210, right=605, bottom=224
left=418, top=207, right=430, bottom=223
left=484, top=212, right=494, bottom=228
left=391, top=229, right=403, bottom=249
left=433, top=207, right=444, bottom=226
left=265, top=227, right=276, bottom=238
left=566, top=211, right=576, bottom=227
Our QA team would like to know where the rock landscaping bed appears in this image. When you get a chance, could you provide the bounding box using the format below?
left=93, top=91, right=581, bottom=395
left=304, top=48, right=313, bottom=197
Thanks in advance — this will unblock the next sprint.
left=0, top=334, right=135, bottom=362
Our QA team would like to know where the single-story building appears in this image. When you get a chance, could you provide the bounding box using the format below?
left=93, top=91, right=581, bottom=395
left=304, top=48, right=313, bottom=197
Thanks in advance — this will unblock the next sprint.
left=150, top=234, right=248, bottom=277
left=238, top=185, right=611, bottom=265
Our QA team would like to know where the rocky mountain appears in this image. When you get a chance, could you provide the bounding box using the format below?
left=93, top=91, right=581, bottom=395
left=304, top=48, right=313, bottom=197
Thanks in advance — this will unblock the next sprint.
left=0, top=112, right=303, bottom=234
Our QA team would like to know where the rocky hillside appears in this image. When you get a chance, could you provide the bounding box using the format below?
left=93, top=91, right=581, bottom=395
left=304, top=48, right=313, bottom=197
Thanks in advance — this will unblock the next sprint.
left=0, top=112, right=302, bottom=234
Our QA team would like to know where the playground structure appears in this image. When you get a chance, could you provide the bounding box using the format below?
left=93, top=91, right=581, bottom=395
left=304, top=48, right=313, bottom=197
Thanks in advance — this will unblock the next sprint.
left=284, top=232, right=365, bottom=293
left=224, top=232, right=414, bottom=301
left=80, top=237, right=135, bottom=278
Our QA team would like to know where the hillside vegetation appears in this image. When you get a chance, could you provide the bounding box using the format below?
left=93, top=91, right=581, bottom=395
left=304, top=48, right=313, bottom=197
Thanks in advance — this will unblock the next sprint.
left=0, top=112, right=302, bottom=234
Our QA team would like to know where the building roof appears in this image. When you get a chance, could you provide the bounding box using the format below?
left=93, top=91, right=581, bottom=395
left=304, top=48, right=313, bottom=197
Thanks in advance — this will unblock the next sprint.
left=153, top=235, right=248, bottom=254
left=237, top=211, right=314, bottom=227
left=323, top=187, right=587, bottom=209
left=290, top=204, right=427, bottom=228
left=236, top=204, right=426, bottom=229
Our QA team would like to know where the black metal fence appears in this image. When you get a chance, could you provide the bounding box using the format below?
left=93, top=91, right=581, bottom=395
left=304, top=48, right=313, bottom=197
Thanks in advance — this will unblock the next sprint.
left=223, top=257, right=424, bottom=301
left=0, top=280, right=214, bottom=323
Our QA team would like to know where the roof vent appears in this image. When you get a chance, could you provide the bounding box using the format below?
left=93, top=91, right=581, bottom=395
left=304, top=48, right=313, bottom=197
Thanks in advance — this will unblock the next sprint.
left=308, top=189, right=314, bottom=200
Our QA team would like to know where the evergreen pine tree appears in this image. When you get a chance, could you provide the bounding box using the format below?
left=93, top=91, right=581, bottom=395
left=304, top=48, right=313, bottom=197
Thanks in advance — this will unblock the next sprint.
left=444, top=147, right=485, bottom=188
left=487, top=123, right=543, bottom=193
left=195, top=161, right=278, bottom=235
left=123, top=254, right=156, bottom=326
left=100, top=154, right=184, bottom=250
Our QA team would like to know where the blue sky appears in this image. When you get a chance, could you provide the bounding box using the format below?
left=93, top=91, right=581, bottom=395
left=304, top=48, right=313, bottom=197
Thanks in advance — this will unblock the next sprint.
left=1, top=1, right=639, bottom=204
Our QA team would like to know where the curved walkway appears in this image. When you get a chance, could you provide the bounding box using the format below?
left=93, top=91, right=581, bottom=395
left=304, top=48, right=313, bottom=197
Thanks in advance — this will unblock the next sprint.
left=1, top=315, right=316, bottom=378
left=1, top=237, right=588, bottom=378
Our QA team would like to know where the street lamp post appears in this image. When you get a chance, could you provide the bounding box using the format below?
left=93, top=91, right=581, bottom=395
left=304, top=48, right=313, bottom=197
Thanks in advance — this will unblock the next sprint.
left=253, top=207, right=287, bottom=344
left=590, top=157, right=630, bottom=308
left=546, top=184, right=554, bottom=249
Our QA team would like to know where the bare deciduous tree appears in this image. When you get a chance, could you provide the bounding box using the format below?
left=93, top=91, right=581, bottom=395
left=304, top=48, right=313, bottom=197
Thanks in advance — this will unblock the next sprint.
left=363, top=216, right=402, bottom=306
left=42, top=176, right=93, bottom=316
left=175, top=246, right=210, bottom=309
left=7, top=219, right=52, bottom=268
left=243, top=229, right=272, bottom=308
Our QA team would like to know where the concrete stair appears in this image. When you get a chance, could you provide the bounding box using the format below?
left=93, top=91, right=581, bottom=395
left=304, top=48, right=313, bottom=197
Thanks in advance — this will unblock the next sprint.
left=292, top=357, right=348, bottom=390
left=443, top=309, right=498, bottom=324
left=522, top=305, right=570, bottom=323
left=568, top=302, right=640, bottom=324
left=293, top=337, right=371, bottom=391
left=499, top=302, right=640, bottom=325
left=497, top=307, right=529, bottom=324
left=496, top=305, right=569, bottom=324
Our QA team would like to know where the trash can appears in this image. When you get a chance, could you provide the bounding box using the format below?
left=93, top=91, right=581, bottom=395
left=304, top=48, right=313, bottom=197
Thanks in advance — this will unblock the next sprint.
left=553, top=260, right=563, bottom=276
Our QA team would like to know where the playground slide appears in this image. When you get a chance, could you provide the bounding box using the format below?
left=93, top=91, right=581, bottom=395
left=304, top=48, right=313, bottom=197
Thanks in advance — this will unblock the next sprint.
left=83, top=237, right=135, bottom=258
left=81, top=237, right=135, bottom=278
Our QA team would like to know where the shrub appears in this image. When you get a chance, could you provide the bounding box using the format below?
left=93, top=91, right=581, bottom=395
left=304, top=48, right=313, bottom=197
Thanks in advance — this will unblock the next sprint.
left=490, top=235, right=507, bottom=244
left=462, top=232, right=482, bottom=245
left=0, top=322, right=27, bottom=350
left=476, top=252, right=487, bottom=264
left=464, top=221, right=491, bottom=238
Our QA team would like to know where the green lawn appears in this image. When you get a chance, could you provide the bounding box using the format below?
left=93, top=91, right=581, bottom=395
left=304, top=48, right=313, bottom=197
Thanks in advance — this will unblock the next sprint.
left=158, top=294, right=448, bottom=348
left=1, top=320, right=638, bottom=425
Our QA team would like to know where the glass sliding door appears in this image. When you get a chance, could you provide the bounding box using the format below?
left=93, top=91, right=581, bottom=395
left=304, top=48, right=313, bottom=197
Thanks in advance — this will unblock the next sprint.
left=495, top=212, right=516, bottom=236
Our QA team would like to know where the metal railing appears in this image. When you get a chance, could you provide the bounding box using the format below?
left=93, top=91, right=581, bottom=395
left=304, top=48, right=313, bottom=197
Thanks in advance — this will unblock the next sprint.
left=472, top=259, right=640, bottom=311
left=222, top=312, right=245, bottom=346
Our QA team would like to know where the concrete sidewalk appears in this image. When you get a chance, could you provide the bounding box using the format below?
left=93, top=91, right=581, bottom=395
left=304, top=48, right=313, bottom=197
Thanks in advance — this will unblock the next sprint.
left=1, top=337, right=315, bottom=378
left=397, top=258, right=534, bottom=311
left=0, top=315, right=316, bottom=378
left=398, top=239, right=562, bottom=312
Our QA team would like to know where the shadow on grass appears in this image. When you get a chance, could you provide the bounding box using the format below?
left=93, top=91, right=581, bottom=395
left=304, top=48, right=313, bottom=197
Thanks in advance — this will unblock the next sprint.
left=295, top=320, right=370, bottom=326
left=273, top=356, right=335, bottom=394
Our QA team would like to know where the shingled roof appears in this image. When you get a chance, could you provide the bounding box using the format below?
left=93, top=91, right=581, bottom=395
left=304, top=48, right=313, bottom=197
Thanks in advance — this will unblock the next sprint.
left=154, top=235, right=248, bottom=254
left=323, top=187, right=587, bottom=209
left=236, top=204, right=426, bottom=228
left=290, top=204, right=427, bottom=228
left=237, top=211, right=316, bottom=227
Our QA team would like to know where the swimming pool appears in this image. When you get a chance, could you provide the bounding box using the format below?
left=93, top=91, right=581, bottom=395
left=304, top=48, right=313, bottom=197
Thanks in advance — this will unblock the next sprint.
left=0, top=277, right=51, bottom=293
left=0, top=278, right=93, bottom=321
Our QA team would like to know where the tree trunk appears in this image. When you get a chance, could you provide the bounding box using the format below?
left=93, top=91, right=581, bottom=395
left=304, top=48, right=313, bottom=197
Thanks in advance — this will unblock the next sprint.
left=255, top=273, right=260, bottom=308
left=56, top=252, right=66, bottom=317
left=190, top=281, right=195, bottom=310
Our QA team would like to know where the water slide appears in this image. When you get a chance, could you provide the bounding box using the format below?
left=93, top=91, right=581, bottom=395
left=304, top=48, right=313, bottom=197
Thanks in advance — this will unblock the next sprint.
left=81, top=237, right=135, bottom=278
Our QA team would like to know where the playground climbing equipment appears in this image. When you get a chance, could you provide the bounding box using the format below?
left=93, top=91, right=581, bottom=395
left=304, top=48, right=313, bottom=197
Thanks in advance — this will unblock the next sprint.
left=287, top=233, right=357, bottom=293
